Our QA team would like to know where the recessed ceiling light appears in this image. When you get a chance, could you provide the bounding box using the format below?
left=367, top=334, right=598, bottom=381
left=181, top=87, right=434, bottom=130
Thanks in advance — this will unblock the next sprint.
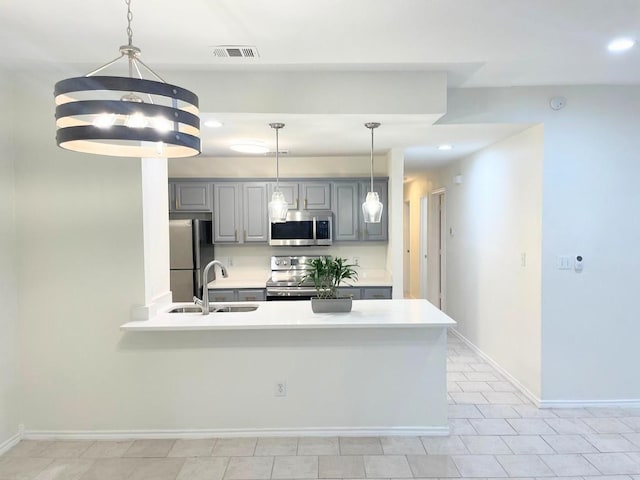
left=204, top=120, right=223, bottom=128
left=608, top=38, right=635, bottom=52
left=437, top=144, right=453, bottom=151
left=230, top=142, right=269, bottom=154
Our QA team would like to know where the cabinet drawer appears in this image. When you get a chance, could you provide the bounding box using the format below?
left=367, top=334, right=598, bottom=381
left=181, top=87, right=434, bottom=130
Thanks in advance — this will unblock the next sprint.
left=237, top=289, right=266, bottom=302
left=362, top=287, right=392, bottom=300
left=208, top=290, right=235, bottom=302
left=337, top=287, right=362, bottom=300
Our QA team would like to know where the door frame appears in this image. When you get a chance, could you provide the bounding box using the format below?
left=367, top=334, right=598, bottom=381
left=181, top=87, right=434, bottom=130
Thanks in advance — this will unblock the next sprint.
left=431, top=188, right=446, bottom=311
left=419, top=196, right=428, bottom=299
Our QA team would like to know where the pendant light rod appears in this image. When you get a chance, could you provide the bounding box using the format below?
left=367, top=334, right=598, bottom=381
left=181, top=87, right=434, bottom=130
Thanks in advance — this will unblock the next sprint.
left=365, top=122, right=380, bottom=191
left=270, top=123, right=285, bottom=190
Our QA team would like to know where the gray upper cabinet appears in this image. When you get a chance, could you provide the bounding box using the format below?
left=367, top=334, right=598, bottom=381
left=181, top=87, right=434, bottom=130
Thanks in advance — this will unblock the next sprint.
left=267, top=182, right=300, bottom=210
left=332, top=182, right=360, bottom=241
left=213, top=183, right=240, bottom=242
left=332, top=180, right=388, bottom=242
left=242, top=183, right=268, bottom=242
left=359, top=180, right=388, bottom=242
left=170, top=182, right=212, bottom=212
left=301, top=182, right=331, bottom=210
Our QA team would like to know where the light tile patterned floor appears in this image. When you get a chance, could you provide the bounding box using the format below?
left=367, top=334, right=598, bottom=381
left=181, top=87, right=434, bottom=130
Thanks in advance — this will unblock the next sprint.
left=2, top=333, right=640, bottom=479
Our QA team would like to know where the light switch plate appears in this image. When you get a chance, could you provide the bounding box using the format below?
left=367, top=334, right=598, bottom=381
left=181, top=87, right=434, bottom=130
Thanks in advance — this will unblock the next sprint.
left=556, top=255, right=572, bottom=270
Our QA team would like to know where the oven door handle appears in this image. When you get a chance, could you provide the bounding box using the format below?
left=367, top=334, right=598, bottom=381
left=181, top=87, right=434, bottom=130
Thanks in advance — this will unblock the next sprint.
left=267, top=287, right=318, bottom=295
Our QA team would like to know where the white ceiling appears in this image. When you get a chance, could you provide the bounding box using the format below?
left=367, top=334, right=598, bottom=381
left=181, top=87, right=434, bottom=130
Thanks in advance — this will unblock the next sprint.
left=2, top=0, right=638, bottom=168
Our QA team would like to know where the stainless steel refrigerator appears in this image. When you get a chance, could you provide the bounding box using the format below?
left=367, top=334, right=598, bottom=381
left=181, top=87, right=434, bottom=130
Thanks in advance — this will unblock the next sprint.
left=169, top=219, right=215, bottom=302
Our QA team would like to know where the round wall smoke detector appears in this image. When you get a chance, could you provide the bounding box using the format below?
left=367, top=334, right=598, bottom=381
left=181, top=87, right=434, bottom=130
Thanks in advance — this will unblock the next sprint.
left=550, top=96, right=567, bottom=110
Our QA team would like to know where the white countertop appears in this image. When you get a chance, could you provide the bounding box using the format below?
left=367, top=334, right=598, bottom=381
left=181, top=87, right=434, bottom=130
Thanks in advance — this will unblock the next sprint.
left=121, top=299, right=456, bottom=331
left=206, top=269, right=393, bottom=289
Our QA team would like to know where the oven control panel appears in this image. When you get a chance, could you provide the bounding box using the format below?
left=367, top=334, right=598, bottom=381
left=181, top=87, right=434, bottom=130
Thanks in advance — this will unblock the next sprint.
left=270, top=255, right=328, bottom=271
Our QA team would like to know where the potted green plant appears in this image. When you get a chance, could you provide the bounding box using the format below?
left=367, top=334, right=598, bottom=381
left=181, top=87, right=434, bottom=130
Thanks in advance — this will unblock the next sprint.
left=301, top=256, right=359, bottom=313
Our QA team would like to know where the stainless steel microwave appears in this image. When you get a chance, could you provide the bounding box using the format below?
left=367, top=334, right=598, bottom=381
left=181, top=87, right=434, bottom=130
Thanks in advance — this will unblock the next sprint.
left=269, top=211, right=333, bottom=246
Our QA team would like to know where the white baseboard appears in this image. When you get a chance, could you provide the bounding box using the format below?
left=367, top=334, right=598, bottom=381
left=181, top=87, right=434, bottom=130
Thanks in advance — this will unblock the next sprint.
left=24, top=426, right=449, bottom=440
left=0, top=428, right=23, bottom=456
left=538, top=399, right=640, bottom=409
left=451, top=329, right=640, bottom=409
left=450, top=328, right=542, bottom=406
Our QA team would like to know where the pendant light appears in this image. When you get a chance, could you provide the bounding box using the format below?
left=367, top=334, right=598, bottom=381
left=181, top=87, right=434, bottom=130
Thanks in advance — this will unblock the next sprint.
left=268, top=123, right=288, bottom=223
left=54, top=0, right=200, bottom=158
left=362, top=122, right=383, bottom=223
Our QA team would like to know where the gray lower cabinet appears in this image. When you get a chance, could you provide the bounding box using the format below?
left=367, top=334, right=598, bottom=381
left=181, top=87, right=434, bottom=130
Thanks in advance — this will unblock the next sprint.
left=362, top=287, right=392, bottom=299
left=337, top=286, right=391, bottom=299
left=336, top=287, right=362, bottom=299
left=169, top=182, right=212, bottom=212
left=209, top=288, right=266, bottom=302
left=332, top=180, right=388, bottom=241
left=208, top=289, right=235, bottom=302
left=236, top=289, right=266, bottom=301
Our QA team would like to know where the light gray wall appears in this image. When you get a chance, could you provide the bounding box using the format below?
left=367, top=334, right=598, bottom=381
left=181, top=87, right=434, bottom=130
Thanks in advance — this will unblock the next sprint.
left=428, top=125, right=543, bottom=399
left=0, top=69, right=20, bottom=448
left=443, top=86, right=640, bottom=403
left=12, top=71, right=148, bottom=431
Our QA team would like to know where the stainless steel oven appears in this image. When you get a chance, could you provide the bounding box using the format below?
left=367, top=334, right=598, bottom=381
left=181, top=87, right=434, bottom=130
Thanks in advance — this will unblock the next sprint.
left=269, top=211, right=332, bottom=247
left=266, top=255, right=323, bottom=301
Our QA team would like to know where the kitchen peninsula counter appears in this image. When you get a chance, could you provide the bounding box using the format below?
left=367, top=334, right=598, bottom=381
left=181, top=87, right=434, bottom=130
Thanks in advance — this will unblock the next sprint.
left=119, top=299, right=454, bottom=436
left=121, top=298, right=453, bottom=331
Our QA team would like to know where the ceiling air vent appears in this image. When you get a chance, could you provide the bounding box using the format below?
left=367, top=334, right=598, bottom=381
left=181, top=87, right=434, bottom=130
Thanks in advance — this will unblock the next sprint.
left=213, top=45, right=260, bottom=58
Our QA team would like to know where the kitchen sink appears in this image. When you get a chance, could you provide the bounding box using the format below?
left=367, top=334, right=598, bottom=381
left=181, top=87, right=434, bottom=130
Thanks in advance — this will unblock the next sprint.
left=168, top=305, right=259, bottom=314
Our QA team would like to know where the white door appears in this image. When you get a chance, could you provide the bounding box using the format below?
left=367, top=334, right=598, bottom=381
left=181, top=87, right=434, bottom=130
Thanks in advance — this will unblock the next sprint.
left=403, top=201, right=411, bottom=298
left=419, top=196, right=428, bottom=299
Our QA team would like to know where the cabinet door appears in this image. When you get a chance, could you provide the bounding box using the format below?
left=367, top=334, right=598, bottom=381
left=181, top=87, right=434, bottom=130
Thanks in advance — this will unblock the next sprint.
left=268, top=182, right=299, bottom=210
left=337, top=287, right=362, bottom=300
left=359, top=181, right=388, bottom=241
left=174, top=182, right=212, bottom=211
left=301, top=182, right=331, bottom=210
left=208, top=289, right=235, bottom=302
left=237, top=289, right=266, bottom=302
left=242, top=183, right=268, bottom=242
left=213, top=184, right=240, bottom=243
left=168, top=183, right=176, bottom=212
left=332, top=182, right=359, bottom=241
left=362, top=287, right=392, bottom=299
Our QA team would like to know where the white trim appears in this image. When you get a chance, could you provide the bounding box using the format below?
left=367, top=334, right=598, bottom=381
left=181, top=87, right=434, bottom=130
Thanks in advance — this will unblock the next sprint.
left=451, top=329, right=640, bottom=409
left=0, top=429, right=23, bottom=456
left=450, top=328, right=541, bottom=406
left=538, top=399, right=640, bottom=409
left=24, top=426, right=449, bottom=440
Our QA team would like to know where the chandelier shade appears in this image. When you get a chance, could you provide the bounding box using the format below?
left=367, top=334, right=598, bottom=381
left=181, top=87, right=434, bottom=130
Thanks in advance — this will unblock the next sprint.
left=53, top=0, right=201, bottom=158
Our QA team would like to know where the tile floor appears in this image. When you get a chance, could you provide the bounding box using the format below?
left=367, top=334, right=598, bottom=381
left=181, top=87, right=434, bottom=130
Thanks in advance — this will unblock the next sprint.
left=2, top=333, right=640, bottom=479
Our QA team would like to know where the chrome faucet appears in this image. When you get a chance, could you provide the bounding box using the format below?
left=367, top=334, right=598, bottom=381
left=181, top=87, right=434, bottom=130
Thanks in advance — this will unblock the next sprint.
left=196, top=260, right=229, bottom=315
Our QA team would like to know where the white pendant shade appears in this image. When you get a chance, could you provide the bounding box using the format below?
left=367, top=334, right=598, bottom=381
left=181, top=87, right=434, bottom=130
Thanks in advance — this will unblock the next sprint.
left=362, top=122, right=383, bottom=223
left=268, top=122, right=288, bottom=223
left=362, top=191, right=383, bottom=223
left=269, top=190, right=288, bottom=223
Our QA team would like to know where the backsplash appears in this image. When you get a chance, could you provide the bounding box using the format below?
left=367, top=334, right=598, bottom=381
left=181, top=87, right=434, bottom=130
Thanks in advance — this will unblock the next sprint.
left=214, top=243, right=388, bottom=273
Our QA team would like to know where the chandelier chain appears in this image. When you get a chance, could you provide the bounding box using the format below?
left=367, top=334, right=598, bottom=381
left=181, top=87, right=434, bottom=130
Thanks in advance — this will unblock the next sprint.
left=125, top=0, right=134, bottom=46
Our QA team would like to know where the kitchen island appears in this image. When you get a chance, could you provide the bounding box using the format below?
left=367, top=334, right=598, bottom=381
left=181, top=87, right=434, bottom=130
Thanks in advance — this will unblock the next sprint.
left=120, top=299, right=455, bottom=436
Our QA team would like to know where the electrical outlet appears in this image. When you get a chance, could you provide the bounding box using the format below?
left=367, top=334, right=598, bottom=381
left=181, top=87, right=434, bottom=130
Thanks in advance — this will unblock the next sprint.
left=556, top=255, right=571, bottom=270
left=274, top=382, right=287, bottom=397
left=520, top=252, right=527, bottom=267
left=228, top=256, right=233, bottom=267
left=353, top=256, right=360, bottom=266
